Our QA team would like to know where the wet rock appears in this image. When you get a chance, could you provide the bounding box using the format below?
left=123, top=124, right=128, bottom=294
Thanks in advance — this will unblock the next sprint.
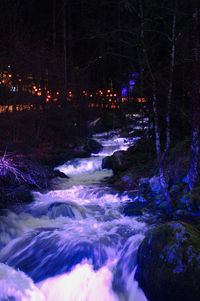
left=102, top=151, right=128, bottom=173
left=102, top=156, right=113, bottom=170
left=84, top=139, right=102, bottom=154
left=135, top=222, right=200, bottom=301
left=53, top=170, right=69, bottom=178
left=121, top=202, right=143, bottom=216
left=112, top=151, right=128, bottom=173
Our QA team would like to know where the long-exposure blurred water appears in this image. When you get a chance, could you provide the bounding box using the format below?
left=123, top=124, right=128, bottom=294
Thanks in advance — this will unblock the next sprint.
left=0, top=130, right=149, bottom=301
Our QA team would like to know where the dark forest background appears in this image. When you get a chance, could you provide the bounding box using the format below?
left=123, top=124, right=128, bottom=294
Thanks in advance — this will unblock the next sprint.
left=0, top=0, right=199, bottom=193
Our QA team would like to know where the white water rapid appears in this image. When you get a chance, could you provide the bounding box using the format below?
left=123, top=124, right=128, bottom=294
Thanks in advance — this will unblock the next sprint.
left=0, top=130, right=148, bottom=301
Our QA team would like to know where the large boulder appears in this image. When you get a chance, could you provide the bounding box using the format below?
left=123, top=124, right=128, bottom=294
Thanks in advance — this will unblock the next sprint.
left=112, top=151, right=128, bottom=173
left=135, top=222, right=200, bottom=301
left=121, top=202, right=143, bottom=216
left=102, top=151, right=128, bottom=174
left=102, top=156, right=113, bottom=170
left=84, top=139, right=102, bottom=154
left=53, top=170, right=69, bottom=178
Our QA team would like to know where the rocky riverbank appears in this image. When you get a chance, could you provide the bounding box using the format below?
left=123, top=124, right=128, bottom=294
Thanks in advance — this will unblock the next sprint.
left=102, top=136, right=200, bottom=301
left=0, top=137, right=102, bottom=211
left=102, top=136, right=200, bottom=219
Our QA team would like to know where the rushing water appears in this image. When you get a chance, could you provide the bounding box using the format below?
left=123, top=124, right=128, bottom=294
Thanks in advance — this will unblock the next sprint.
left=0, top=131, right=148, bottom=301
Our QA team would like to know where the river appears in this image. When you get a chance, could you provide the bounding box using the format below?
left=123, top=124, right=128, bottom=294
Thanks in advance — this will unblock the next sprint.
left=0, top=130, right=149, bottom=301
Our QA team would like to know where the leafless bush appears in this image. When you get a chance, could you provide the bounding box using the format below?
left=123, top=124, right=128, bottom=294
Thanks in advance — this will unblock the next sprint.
left=0, top=151, right=47, bottom=189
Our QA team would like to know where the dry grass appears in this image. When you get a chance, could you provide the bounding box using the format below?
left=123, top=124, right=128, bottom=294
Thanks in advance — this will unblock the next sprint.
left=0, top=151, right=47, bottom=189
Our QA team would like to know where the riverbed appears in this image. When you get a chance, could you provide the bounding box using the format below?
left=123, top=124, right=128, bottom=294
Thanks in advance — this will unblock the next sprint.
left=0, top=130, right=149, bottom=301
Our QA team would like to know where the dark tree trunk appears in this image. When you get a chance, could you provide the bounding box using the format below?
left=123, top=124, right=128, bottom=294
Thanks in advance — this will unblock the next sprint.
left=188, top=0, right=200, bottom=190
left=52, top=0, right=56, bottom=50
left=139, top=0, right=177, bottom=204
left=63, top=0, right=67, bottom=97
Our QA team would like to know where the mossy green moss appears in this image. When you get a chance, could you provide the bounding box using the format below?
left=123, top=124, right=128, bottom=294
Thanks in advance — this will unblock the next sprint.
left=135, top=222, right=200, bottom=301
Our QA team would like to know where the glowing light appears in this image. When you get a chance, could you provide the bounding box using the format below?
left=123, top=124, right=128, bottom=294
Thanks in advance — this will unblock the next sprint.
left=114, top=94, right=117, bottom=97
left=122, top=88, right=127, bottom=97
left=56, top=91, right=60, bottom=95
left=37, top=91, right=42, bottom=96
left=53, top=98, right=58, bottom=102
left=107, top=89, right=110, bottom=93
left=8, top=74, right=12, bottom=78
left=137, top=97, right=147, bottom=103
left=90, top=94, right=93, bottom=98
left=110, top=94, right=113, bottom=97
left=46, top=98, right=49, bottom=102
left=18, top=79, right=22, bottom=82
left=109, top=99, right=112, bottom=102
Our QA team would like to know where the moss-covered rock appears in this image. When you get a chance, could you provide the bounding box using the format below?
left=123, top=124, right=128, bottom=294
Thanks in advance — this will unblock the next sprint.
left=121, top=202, right=143, bottom=216
left=135, top=222, right=200, bottom=301
left=182, top=186, right=200, bottom=213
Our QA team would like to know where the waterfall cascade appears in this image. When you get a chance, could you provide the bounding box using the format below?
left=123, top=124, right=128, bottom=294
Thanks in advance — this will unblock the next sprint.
left=0, top=130, right=148, bottom=301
